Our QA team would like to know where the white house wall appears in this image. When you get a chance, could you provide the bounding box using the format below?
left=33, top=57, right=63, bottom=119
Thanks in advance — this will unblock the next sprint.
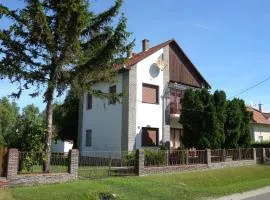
left=81, top=74, right=123, bottom=152
left=135, top=49, right=164, bottom=148
left=252, top=124, right=270, bottom=142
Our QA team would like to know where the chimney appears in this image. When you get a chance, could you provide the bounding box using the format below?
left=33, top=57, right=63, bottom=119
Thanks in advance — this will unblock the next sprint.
left=259, top=103, right=262, bottom=112
left=127, top=49, right=132, bottom=58
left=142, top=39, right=150, bottom=51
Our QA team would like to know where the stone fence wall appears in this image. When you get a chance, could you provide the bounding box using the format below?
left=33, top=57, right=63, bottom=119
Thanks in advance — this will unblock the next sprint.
left=135, top=148, right=258, bottom=176
left=7, top=148, right=79, bottom=187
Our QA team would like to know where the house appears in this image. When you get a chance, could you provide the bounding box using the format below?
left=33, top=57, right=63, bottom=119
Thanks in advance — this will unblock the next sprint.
left=51, top=140, right=73, bottom=154
left=78, top=39, right=210, bottom=153
left=247, top=104, right=270, bottom=142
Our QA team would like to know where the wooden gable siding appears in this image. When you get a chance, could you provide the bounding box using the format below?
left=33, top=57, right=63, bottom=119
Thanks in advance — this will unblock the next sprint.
left=169, top=44, right=204, bottom=88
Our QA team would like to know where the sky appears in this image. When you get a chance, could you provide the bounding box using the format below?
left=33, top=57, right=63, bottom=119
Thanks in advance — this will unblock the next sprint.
left=0, top=0, right=270, bottom=112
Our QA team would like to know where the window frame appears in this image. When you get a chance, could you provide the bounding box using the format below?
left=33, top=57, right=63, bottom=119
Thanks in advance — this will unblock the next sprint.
left=86, top=93, right=92, bottom=110
left=109, top=85, right=117, bottom=105
left=85, top=129, right=92, bottom=147
left=142, top=83, right=159, bottom=104
left=141, top=127, right=159, bottom=147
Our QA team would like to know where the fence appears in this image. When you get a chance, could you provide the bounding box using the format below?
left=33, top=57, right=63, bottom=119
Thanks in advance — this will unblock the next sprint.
left=79, top=151, right=136, bottom=179
left=3, top=147, right=260, bottom=183
left=143, top=149, right=207, bottom=167
left=18, top=152, right=69, bottom=174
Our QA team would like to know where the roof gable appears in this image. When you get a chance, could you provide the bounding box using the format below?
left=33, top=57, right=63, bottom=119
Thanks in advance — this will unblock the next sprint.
left=247, top=106, right=270, bottom=125
left=125, top=39, right=210, bottom=88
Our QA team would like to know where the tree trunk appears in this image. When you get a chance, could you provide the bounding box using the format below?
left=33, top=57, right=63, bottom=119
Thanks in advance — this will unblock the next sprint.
left=44, top=88, right=54, bottom=173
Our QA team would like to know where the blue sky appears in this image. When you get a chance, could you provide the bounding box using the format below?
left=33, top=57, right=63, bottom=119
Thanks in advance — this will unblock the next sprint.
left=0, top=0, right=270, bottom=112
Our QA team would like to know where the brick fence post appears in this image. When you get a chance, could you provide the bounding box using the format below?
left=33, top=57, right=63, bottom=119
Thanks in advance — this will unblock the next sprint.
left=69, top=149, right=79, bottom=179
left=253, top=148, right=256, bottom=162
left=136, top=148, right=144, bottom=176
left=262, top=148, right=266, bottom=163
left=206, top=149, right=211, bottom=166
left=7, top=148, right=19, bottom=180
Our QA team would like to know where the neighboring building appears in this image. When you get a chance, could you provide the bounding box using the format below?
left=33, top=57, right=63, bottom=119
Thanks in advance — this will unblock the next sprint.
left=247, top=104, right=270, bottom=142
left=51, top=140, right=73, bottom=154
left=78, top=39, right=210, bottom=153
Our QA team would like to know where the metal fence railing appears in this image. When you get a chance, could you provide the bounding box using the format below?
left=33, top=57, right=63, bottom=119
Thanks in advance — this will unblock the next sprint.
left=211, top=149, right=224, bottom=163
left=18, top=152, right=69, bottom=174
left=143, top=149, right=207, bottom=167
left=79, top=151, right=136, bottom=179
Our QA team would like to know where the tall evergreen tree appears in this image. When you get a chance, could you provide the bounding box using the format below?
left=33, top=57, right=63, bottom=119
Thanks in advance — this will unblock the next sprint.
left=238, top=99, right=252, bottom=147
left=199, top=89, right=218, bottom=148
left=180, top=89, right=204, bottom=148
left=224, top=99, right=242, bottom=148
left=213, top=90, right=227, bottom=147
left=0, top=0, right=132, bottom=172
left=0, top=97, right=19, bottom=146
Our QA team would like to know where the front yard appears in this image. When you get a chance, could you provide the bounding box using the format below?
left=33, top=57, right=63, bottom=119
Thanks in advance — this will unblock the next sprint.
left=3, top=165, right=270, bottom=200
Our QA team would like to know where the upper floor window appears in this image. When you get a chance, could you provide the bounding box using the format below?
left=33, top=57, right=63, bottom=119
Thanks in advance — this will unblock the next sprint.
left=87, top=93, right=92, bottom=110
left=109, top=85, right=117, bottom=104
left=142, top=83, right=159, bottom=104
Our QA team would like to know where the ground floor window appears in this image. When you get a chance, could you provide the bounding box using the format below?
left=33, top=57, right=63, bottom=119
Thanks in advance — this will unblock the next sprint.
left=85, top=129, right=92, bottom=147
left=141, top=127, right=159, bottom=147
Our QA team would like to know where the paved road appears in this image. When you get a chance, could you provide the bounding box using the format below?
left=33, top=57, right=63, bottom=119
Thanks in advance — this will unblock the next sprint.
left=244, top=192, right=270, bottom=200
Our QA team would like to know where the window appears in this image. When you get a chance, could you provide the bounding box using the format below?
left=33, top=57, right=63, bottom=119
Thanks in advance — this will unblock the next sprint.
left=87, top=93, right=92, bottom=110
left=141, top=127, right=159, bottom=147
left=85, top=130, right=92, bottom=147
left=142, top=83, right=159, bottom=104
left=258, top=136, right=263, bottom=143
left=109, top=85, right=117, bottom=104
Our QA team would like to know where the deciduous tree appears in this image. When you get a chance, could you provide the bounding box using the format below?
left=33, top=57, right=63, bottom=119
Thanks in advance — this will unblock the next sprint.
left=0, top=0, right=132, bottom=172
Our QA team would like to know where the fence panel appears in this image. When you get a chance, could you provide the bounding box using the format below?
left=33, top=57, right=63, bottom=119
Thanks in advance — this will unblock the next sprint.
left=187, top=150, right=206, bottom=165
left=79, top=151, right=136, bottom=179
left=241, top=148, right=253, bottom=160
left=256, top=148, right=263, bottom=162
left=266, top=148, right=270, bottom=159
left=0, top=147, right=8, bottom=177
left=169, top=150, right=187, bottom=166
left=18, top=151, right=69, bottom=174
left=211, top=149, right=223, bottom=163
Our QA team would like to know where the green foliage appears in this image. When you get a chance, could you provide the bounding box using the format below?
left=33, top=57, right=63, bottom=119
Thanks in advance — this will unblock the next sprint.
left=0, top=97, right=19, bottom=146
left=0, top=0, right=133, bottom=171
left=53, top=89, right=79, bottom=147
left=250, top=141, right=270, bottom=148
left=9, top=166, right=270, bottom=200
left=144, top=149, right=166, bottom=166
left=124, top=152, right=136, bottom=166
left=13, top=104, right=45, bottom=152
left=180, top=89, right=252, bottom=149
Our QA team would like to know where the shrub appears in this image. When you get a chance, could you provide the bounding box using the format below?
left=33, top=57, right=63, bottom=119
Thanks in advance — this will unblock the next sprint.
left=144, top=149, right=166, bottom=166
left=251, top=141, right=270, bottom=148
left=124, top=152, right=136, bottom=166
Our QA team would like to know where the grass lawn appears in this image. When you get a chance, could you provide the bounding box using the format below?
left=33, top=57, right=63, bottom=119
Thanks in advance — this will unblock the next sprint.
left=3, top=165, right=270, bottom=200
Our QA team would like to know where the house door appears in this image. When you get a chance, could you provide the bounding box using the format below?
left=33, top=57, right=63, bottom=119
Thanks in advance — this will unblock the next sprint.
left=170, top=128, right=182, bottom=149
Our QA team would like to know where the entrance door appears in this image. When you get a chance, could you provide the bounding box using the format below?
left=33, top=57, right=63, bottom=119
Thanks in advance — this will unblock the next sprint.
left=170, top=128, right=182, bottom=149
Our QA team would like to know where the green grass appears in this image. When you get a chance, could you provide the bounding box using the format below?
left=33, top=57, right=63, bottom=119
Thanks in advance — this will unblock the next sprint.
left=3, top=165, right=270, bottom=200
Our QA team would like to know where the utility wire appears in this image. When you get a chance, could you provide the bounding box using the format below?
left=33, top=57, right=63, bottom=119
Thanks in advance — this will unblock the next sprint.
left=229, top=76, right=270, bottom=99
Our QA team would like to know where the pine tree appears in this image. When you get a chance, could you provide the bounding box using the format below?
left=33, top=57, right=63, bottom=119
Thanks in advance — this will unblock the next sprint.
left=224, top=99, right=242, bottom=148
left=0, top=0, right=133, bottom=172
left=213, top=90, right=227, bottom=147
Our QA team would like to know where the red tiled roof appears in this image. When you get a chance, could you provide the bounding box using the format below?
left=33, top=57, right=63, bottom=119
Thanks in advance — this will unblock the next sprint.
left=263, top=113, right=270, bottom=119
left=126, top=40, right=173, bottom=68
left=124, top=39, right=210, bottom=88
left=247, top=106, right=270, bottom=125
